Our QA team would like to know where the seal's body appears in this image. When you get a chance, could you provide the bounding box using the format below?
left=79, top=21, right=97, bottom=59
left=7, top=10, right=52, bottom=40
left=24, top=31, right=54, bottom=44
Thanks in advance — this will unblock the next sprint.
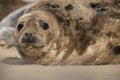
left=14, top=0, right=120, bottom=65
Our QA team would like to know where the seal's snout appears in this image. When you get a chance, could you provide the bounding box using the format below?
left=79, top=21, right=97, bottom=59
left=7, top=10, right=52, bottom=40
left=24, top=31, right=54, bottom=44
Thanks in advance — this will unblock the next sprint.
left=22, top=32, right=38, bottom=43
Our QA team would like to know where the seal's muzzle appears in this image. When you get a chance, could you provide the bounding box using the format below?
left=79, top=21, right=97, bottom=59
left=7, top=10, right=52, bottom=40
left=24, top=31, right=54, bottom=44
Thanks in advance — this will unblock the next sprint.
left=22, top=32, right=38, bottom=43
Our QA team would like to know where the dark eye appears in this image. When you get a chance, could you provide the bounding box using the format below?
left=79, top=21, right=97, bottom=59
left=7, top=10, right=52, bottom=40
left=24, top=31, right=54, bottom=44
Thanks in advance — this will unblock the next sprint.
left=17, top=23, right=24, bottom=32
left=39, top=20, right=49, bottom=30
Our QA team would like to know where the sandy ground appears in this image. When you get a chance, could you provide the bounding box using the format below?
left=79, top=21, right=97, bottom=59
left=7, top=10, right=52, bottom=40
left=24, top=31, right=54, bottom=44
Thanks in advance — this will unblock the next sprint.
left=0, top=47, right=120, bottom=80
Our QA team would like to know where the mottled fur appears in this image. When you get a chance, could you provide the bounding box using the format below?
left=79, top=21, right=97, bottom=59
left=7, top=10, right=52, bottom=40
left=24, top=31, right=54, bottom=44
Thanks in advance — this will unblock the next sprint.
left=14, top=0, right=120, bottom=65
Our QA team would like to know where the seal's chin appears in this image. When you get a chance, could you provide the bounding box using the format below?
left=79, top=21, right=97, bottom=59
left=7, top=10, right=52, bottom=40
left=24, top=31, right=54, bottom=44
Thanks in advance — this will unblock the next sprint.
left=17, top=42, right=47, bottom=62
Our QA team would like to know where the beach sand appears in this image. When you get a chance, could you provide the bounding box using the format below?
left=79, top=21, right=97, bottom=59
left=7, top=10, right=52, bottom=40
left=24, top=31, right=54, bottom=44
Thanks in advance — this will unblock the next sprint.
left=0, top=47, right=120, bottom=80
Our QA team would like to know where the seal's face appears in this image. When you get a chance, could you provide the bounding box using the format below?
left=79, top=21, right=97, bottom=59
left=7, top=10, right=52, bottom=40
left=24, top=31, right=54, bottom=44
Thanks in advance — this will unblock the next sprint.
left=14, top=10, right=62, bottom=63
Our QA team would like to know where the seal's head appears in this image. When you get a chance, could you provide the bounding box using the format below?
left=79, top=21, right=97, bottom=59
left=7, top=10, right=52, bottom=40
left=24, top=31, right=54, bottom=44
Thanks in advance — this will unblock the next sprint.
left=14, top=10, right=64, bottom=64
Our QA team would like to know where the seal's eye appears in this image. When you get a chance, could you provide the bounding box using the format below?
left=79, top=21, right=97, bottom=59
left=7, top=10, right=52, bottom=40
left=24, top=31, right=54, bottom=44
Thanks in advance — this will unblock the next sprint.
left=17, top=23, right=24, bottom=32
left=39, top=20, right=49, bottom=30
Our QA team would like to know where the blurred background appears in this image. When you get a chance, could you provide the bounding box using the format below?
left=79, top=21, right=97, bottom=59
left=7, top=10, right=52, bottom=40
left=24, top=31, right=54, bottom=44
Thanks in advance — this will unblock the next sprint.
left=0, top=0, right=27, bottom=21
left=0, top=0, right=39, bottom=21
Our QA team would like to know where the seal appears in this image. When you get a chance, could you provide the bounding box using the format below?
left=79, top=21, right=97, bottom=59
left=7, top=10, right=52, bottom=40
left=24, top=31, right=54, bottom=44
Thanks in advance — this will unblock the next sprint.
left=14, top=0, right=120, bottom=65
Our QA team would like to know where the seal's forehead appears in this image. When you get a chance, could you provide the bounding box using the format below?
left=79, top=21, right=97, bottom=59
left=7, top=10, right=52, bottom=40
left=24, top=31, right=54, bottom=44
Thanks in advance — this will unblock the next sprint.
left=18, top=10, right=52, bottom=23
left=18, top=13, right=32, bottom=22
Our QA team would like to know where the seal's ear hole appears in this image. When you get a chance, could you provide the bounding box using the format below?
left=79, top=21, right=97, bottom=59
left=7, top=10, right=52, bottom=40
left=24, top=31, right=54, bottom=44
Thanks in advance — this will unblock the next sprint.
left=39, top=20, right=49, bottom=30
left=17, top=23, right=24, bottom=33
left=112, top=46, right=120, bottom=55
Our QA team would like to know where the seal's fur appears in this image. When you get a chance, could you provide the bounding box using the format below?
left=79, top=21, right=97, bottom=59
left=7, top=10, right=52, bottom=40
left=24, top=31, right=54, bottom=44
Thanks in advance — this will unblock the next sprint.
left=14, top=0, right=120, bottom=65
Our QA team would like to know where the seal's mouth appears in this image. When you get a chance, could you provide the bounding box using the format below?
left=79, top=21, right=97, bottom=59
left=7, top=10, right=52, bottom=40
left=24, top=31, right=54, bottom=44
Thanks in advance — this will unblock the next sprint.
left=19, top=43, right=46, bottom=49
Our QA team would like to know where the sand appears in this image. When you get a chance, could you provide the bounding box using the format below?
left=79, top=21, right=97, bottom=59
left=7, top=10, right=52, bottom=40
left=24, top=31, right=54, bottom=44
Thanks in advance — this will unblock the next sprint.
left=0, top=47, right=120, bottom=80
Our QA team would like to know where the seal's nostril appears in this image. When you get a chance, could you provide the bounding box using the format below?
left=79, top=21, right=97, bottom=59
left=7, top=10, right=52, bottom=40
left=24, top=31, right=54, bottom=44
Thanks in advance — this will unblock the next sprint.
left=24, top=33, right=35, bottom=43
left=25, top=33, right=32, bottom=37
left=22, top=33, right=38, bottom=43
